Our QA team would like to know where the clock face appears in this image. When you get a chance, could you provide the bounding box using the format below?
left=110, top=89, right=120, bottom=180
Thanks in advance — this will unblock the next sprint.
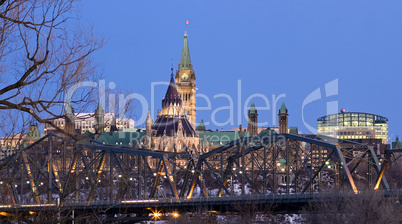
left=181, top=73, right=189, bottom=81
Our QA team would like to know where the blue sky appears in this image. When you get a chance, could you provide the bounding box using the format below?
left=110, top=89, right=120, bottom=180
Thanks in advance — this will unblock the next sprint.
left=80, top=1, right=402, bottom=139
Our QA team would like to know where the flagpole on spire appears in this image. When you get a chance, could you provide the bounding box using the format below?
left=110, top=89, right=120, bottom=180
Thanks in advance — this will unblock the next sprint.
left=171, top=59, right=174, bottom=77
left=185, top=20, right=189, bottom=36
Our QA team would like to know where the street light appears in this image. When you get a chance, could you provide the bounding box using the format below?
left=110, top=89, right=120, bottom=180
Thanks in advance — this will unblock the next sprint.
left=152, top=212, right=161, bottom=220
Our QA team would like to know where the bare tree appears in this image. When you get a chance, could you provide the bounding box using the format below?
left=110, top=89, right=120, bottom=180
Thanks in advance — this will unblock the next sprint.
left=302, top=190, right=402, bottom=224
left=0, top=0, right=103, bottom=138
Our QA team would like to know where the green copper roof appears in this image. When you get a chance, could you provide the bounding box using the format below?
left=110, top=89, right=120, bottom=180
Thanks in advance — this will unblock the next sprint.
left=97, top=132, right=145, bottom=146
left=249, top=102, right=257, bottom=114
left=289, top=127, right=298, bottom=135
left=279, top=102, right=287, bottom=114
left=179, top=34, right=191, bottom=70
left=258, top=127, right=277, bottom=137
left=196, top=119, right=206, bottom=131
left=65, top=102, right=74, bottom=114
left=199, top=131, right=251, bottom=146
left=392, top=137, right=402, bottom=149
left=95, top=102, right=104, bottom=114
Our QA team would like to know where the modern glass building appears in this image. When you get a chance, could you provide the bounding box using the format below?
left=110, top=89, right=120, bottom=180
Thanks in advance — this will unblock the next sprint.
left=317, top=112, right=388, bottom=144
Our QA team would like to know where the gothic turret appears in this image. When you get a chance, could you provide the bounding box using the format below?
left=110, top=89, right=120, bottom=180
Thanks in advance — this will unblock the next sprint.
left=94, top=102, right=105, bottom=134
left=65, top=102, right=75, bottom=135
left=248, top=102, right=258, bottom=136
left=278, top=102, right=288, bottom=134
left=146, top=109, right=152, bottom=134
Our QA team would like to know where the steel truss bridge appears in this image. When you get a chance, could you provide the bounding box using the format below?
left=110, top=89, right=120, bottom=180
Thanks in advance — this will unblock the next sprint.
left=0, top=133, right=399, bottom=221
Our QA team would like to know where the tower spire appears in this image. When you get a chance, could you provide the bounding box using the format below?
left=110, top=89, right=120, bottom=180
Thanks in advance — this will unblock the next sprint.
left=176, top=28, right=196, bottom=129
left=179, top=32, right=191, bottom=71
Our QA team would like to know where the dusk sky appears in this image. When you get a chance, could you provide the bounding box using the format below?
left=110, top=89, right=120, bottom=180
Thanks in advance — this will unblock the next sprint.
left=81, top=1, right=402, bottom=139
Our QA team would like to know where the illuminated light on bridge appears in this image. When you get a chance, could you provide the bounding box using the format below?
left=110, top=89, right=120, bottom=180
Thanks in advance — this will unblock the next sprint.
left=152, top=212, right=161, bottom=220
left=0, top=212, right=13, bottom=217
left=20, top=204, right=56, bottom=208
left=121, top=199, right=159, bottom=203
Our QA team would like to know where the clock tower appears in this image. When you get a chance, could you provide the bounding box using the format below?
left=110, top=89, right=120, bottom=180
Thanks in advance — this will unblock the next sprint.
left=175, top=32, right=196, bottom=128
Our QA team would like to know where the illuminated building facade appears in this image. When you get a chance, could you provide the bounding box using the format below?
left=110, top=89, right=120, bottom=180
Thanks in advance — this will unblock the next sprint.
left=317, top=111, right=389, bottom=144
left=146, top=70, right=198, bottom=155
left=43, top=111, right=134, bottom=135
